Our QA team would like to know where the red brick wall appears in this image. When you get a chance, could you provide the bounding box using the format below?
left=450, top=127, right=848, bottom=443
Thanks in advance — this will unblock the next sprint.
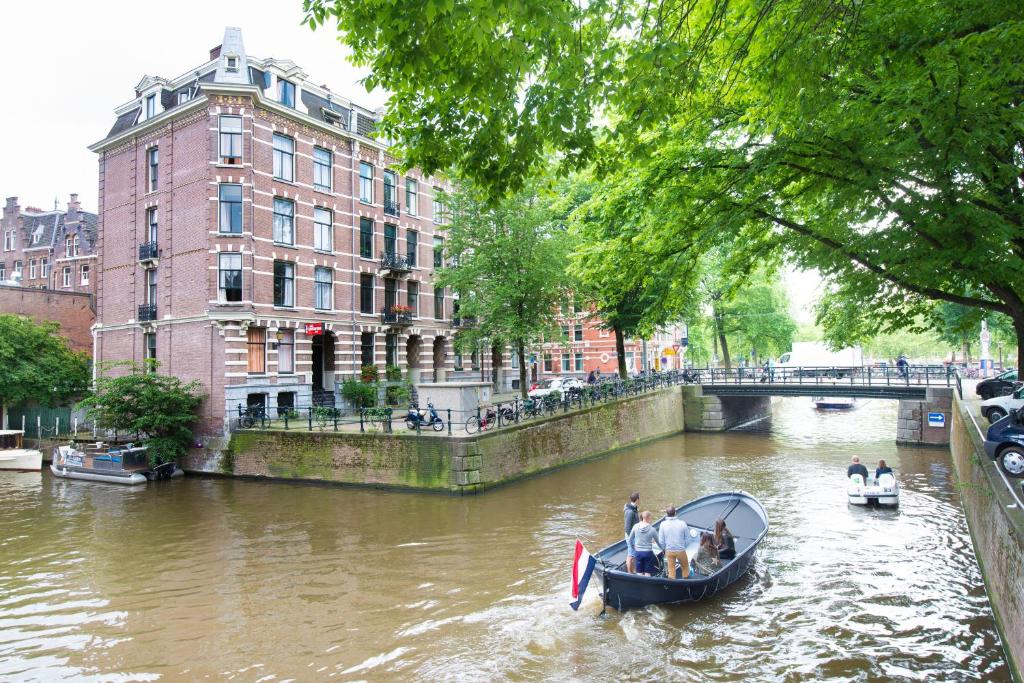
left=0, top=285, right=94, bottom=353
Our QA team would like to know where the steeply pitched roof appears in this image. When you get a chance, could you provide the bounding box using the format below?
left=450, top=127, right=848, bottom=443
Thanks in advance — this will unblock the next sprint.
left=108, top=109, right=140, bottom=137
left=20, top=213, right=62, bottom=249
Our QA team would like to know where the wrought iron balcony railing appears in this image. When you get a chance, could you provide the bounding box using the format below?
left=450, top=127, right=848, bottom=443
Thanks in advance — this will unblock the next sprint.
left=138, top=303, right=157, bottom=322
left=383, top=197, right=401, bottom=217
left=379, top=252, right=412, bottom=273
left=381, top=307, right=413, bottom=326
left=138, top=241, right=159, bottom=262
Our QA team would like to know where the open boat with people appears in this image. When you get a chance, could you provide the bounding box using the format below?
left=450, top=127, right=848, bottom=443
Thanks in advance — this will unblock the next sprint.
left=591, top=491, right=769, bottom=610
left=51, top=443, right=182, bottom=485
left=847, top=472, right=899, bottom=507
left=813, top=396, right=857, bottom=410
left=0, top=430, right=42, bottom=471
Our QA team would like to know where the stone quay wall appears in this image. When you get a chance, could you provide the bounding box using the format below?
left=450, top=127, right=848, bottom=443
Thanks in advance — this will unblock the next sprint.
left=949, top=395, right=1023, bottom=681
left=682, top=386, right=772, bottom=431
left=897, top=387, right=954, bottom=445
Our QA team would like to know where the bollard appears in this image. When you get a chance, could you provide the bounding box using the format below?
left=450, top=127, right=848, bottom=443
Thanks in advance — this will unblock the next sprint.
left=359, top=409, right=365, bottom=433
left=284, top=412, right=290, bottom=430
left=308, top=408, right=313, bottom=431
left=447, top=409, right=452, bottom=435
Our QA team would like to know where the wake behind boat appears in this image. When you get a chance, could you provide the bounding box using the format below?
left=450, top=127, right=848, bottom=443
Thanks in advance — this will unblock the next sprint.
left=590, top=492, right=768, bottom=610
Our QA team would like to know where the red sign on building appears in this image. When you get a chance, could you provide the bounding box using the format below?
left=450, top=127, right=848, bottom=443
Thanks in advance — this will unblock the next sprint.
left=304, top=322, right=324, bottom=336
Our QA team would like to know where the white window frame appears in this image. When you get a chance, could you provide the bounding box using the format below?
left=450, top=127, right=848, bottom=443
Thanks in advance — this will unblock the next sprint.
left=218, top=116, right=243, bottom=165
left=314, top=207, right=333, bottom=253
left=28, top=259, right=36, bottom=279
left=145, top=93, right=156, bottom=119
left=433, top=187, right=445, bottom=224
left=314, top=266, right=333, bottom=311
left=218, top=253, right=243, bottom=303
left=406, top=178, right=418, bottom=216
left=272, top=197, right=295, bottom=245
left=40, top=257, right=48, bottom=278
left=277, top=329, right=295, bottom=374
left=61, top=266, right=71, bottom=288
left=313, top=147, right=333, bottom=192
left=272, top=134, right=295, bottom=182
left=359, top=162, right=373, bottom=203
left=81, top=264, right=90, bottom=285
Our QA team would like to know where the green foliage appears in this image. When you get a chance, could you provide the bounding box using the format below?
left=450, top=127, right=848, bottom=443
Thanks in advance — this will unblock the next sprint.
left=359, top=364, right=379, bottom=383
left=384, top=364, right=402, bottom=382
left=0, top=314, right=90, bottom=410
left=80, top=361, right=203, bottom=465
left=341, top=377, right=377, bottom=408
left=385, top=381, right=412, bottom=406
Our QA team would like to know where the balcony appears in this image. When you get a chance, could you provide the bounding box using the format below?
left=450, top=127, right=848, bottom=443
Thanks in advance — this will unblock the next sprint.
left=138, top=303, right=157, bottom=322
left=384, top=196, right=401, bottom=217
left=381, top=306, right=413, bottom=327
left=138, top=241, right=159, bottom=264
left=379, top=252, right=412, bottom=275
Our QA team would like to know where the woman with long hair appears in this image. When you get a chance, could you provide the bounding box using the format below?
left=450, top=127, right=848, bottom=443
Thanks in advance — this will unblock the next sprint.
left=714, top=518, right=736, bottom=560
left=695, top=532, right=721, bottom=575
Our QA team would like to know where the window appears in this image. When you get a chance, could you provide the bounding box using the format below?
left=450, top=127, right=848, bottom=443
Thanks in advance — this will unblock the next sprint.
left=277, top=329, right=294, bottom=374
left=72, top=235, right=80, bottom=257
left=407, top=281, right=419, bottom=316
left=62, top=266, right=71, bottom=288
left=13, top=260, right=22, bottom=277
left=65, top=235, right=73, bottom=255
left=178, top=91, right=191, bottom=105
left=359, top=162, right=373, bottom=203
left=146, top=207, right=159, bottom=242
left=434, top=287, right=444, bottom=319
left=272, top=198, right=294, bottom=245
left=314, top=207, right=333, bottom=252
left=574, top=352, right=583, bottom=372
left=147, top=147, right=158, bottom=192
left=314, top=267, right=333, bottom=310
left=278, top=79, right=295, bottom=108
left=543, top=354, right=552, bottom=373
left=384, top=278, right=397, bottom=310
left=219, top=116, right=243, bottom=165
left=406, top=230, right=417, bottom=267
left=313, top=147, right=332, bottom=192
left=574, top=324, right=583, bottom=342
left=278, top=391, right=295, bottom=412
left=81, top=264, right=90, bottom=286
left=384, top=224, right=396, bottom=256
left=359, top=217, right=373, bottom=258
left=0, top=263, right=5, bottom=281
left=218, top=185, right=243, bottom=233
left=29, top=259, right=36, bottom=279
left=385, top=333, right=398, bottom=366
left=383, top=170, right=398, bottom=214
left=272, top=134, right=294, bottom=182
left=471, top=350, right=480, bottom=371
left=359, top=274, right=374, bottom=314
left=247, top=327, right=266, bottom=374
left=360, top=332, right=374, bottom=367
left=511, top=352, right=519, bottom=369
left=226, top=55, right=239, bottom=72
left=146, top=268, right=157, bottom=304
left=562, top=353, right=571, bottom=372
left=433, top=236, right=444, bottom=268
left=144, top=332, right=157, bottom=369
left=145, top=93, right=156, bottom=118
left=31, top=229, right=40, bottom=245
left=454, top=351, right=463, bottom=371
left=273, top=261, right=294, bottom=307
left=218, top=253, right=242, bottom=302
left=405, top=178, right=418, bottom=216
left=40, top=257, right=48, bottom=278
left=433, top=187, right=445, bottom=223
left=3, top=231, right=13, bottom=251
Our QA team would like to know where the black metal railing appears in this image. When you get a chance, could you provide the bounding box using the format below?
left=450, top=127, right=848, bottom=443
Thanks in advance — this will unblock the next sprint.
left=381, top=307, right=413, bottom=326
left=138, top=303, right=157, bottom=322
left=380, top=252, right=412, bottom=272
left=235, top=403, right=393, bottom=433
left=692, top=364, right=957, bottom=387
left=384, top=197, right=401, bottom=216
left=138, top=241, right=159, bottom=262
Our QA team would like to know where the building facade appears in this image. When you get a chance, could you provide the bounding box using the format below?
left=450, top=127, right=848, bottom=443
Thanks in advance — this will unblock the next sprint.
left=91, top=27, right=456, bottom=435
left=1, top=194, right=97, bottom=294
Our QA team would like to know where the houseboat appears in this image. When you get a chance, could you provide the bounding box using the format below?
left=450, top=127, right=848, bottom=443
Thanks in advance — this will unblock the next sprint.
left=51, top=443, right=182, bottom=485
left=0, top=430, right=42, bottom=471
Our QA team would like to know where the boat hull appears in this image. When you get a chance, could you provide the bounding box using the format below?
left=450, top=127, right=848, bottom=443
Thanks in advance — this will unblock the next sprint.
left=50, top=463, right=148, bottom=485
left=0, top=449, right=43, bottom=471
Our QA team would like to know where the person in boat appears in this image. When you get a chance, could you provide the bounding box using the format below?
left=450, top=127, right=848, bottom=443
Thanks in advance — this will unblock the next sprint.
left=875, top=459, right=894, bottom=480
left=694, top=533, right=721, bottom=576
left=624, top=492, right=641, bottom=573
left=714, top=518, right=736, bottom=560
left=847, top=456, right=869, bottom=480
left=658, top=506, right=690, bottom=579
left=626, top=510, right=659, bottom=575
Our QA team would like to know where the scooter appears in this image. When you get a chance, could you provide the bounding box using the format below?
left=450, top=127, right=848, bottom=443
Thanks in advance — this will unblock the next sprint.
left=405, top=401, right=445, bottom=431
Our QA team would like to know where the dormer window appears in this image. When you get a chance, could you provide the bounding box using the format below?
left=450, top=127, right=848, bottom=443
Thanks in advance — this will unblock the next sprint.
left=226, top=55, right=239, bottom=72
left=145, top=93, right=156, bottom=119
left=178, top=91, right=191, bottom=105
left=322, top=108, right=346, bottom=128
left=278, top=79, right=295, bottom=108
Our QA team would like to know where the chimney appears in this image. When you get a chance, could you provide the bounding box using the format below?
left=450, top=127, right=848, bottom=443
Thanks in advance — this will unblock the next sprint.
left=3, top=197, right=18, bottom=221
left=210, top=44, right=222, bottom=61
left=66, top=193, right=80, bottom=222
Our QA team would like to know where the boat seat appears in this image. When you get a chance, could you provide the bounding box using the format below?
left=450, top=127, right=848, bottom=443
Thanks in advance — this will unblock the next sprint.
left=849, top=474, right=865, bottom=487
left=877, top=473, right=895, bottom=487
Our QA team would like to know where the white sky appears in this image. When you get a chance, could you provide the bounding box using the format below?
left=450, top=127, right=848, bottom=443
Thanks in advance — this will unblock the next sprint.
left=0, top=1, right=385, bottom=214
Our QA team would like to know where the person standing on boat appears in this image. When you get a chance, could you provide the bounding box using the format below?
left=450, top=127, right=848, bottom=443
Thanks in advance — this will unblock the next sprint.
left=847, top=456, right=869, bottom=480
left=875, top=459, right=894, bottom=480
left=626, top=510, right=659, bottom=575
left=624, top=492, right=641, bottom=573
left=658, top=506, right=691, bottom=579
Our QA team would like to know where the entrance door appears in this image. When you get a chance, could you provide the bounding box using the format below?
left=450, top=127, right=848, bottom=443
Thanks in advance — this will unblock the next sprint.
left=312, top=335, right=324, bottom=393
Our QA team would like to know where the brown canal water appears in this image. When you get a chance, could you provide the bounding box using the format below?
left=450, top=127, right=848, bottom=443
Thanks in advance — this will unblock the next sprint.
left=0, top=398, right=1010, bottom=681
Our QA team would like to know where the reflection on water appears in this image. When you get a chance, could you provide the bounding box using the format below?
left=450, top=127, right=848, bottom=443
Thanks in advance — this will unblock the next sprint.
left=0, top=398, right=1009, bottom=681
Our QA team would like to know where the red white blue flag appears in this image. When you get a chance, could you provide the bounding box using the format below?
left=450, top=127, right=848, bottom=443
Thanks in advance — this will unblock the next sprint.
left=570, top=539, right=596, bottom=611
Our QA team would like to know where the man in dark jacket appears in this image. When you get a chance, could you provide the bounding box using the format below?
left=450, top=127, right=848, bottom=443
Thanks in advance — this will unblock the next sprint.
left=847, top=456, right=869, bottom=480
left=623, top=492, right=640, bottom=573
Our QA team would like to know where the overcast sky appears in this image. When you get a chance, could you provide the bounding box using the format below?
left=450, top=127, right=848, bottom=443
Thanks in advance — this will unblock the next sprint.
left=0, top=0, right=383, bottom=214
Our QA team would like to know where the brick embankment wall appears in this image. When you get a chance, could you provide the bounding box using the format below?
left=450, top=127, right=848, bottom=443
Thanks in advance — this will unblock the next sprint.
left=184, top=386, right=688, bottom=493
left=949, top=396, right=1023, bottom=681
left=0, top=285, right=94, bottom=353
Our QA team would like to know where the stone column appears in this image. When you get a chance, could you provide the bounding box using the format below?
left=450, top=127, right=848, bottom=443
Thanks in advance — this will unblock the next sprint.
left=897, top=388, right=953, bottom=445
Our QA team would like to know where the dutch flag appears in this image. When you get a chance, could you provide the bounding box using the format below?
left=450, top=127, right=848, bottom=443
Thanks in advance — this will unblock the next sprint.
left=570, top=538, right=597, bottom=611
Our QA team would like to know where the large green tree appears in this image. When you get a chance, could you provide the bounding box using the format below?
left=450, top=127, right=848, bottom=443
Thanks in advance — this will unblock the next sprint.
left=0, top=314, right=90, bottom=427
left=305, top=0, right=1024, bottom=367
left=434, top=177, right=570, bottom=398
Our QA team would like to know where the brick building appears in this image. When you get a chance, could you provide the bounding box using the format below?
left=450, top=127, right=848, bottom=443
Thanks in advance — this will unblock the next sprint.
left=0, top=285, right=95, bottom=354
left=1, top=195, right=97, bottom=294
left=90, top=27, right=457, bottom=435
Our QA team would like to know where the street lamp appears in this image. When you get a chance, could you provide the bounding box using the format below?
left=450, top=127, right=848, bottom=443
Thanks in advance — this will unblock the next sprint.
left=998, top=342, right=1004, bottom=371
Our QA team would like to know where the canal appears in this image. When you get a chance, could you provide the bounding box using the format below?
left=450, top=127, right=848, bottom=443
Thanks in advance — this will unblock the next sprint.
left=0, top=398, right=1010, bottom=681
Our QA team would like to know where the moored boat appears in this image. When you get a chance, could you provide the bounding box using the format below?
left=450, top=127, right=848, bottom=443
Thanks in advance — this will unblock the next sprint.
left=847, top=472, right=899, bottom=507
left=0, top=430, right=42, bottom=471
left=814, top=396, right=857, bottom=410
left=591, top=491, right=769, bottom=610
left=51, top=443, right=183, bottom=485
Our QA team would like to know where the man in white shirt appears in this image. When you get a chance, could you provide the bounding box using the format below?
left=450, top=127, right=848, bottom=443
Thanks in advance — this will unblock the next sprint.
left=658, top=506, right=691, bottom=579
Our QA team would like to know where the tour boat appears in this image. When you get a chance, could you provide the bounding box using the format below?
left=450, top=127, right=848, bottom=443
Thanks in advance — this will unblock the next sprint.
left=591, top=491, right=769, bottom=610
left=847, top=472, right=899, bottom=507
left=0, top=430, right=42, bottom=471
left=51, top=443, right=182, bottom=485
left=813, top=396, right=857, bottom=410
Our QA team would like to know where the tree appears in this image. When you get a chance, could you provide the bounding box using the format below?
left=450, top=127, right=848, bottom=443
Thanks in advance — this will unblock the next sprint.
left=0, top=314, right=90, bottom=428
left=305, top=0, right=1024, bottom=367
left=434, top=177, right=570, bottom=398
left=80, top=362, right=203, bottom=465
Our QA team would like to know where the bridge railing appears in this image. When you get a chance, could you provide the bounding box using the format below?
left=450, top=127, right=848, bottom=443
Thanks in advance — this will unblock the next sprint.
left=695, top=364, right=956, bottom=388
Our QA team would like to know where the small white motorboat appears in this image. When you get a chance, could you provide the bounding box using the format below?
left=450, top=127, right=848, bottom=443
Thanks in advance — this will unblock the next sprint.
left=848, top=472, right=899, bottom=507
left=0, top=430, right=42, bottom=471
left=51, top=444, right=182, bottom=485
left=814, top=396, right=857, bottom=410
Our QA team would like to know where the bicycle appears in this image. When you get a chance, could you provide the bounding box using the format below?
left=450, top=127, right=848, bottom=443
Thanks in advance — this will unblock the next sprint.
left=465, top=406, right=498, bottom=434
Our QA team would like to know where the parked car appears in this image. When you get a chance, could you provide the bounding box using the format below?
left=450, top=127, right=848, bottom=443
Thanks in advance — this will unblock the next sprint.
left=527, top=377, right=583, bottom=400
left=975, top=369, right=1018, bottom=400
left=984, top=410, right=1024, bottom=477
left=981, top=383, right=1024, bottom=423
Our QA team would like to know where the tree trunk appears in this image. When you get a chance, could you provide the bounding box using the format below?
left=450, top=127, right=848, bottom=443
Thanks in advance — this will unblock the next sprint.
left=1, top=402, right=5, bottom=430
left=517, top=340, right=528, bottom=400
left=962, top=338, right=970, bottom=365
left=614, top=325, right=628, bottom=379
left=1014, top=316, right=1024, bottom=372
left=713, top=305, right=732, bottom=369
